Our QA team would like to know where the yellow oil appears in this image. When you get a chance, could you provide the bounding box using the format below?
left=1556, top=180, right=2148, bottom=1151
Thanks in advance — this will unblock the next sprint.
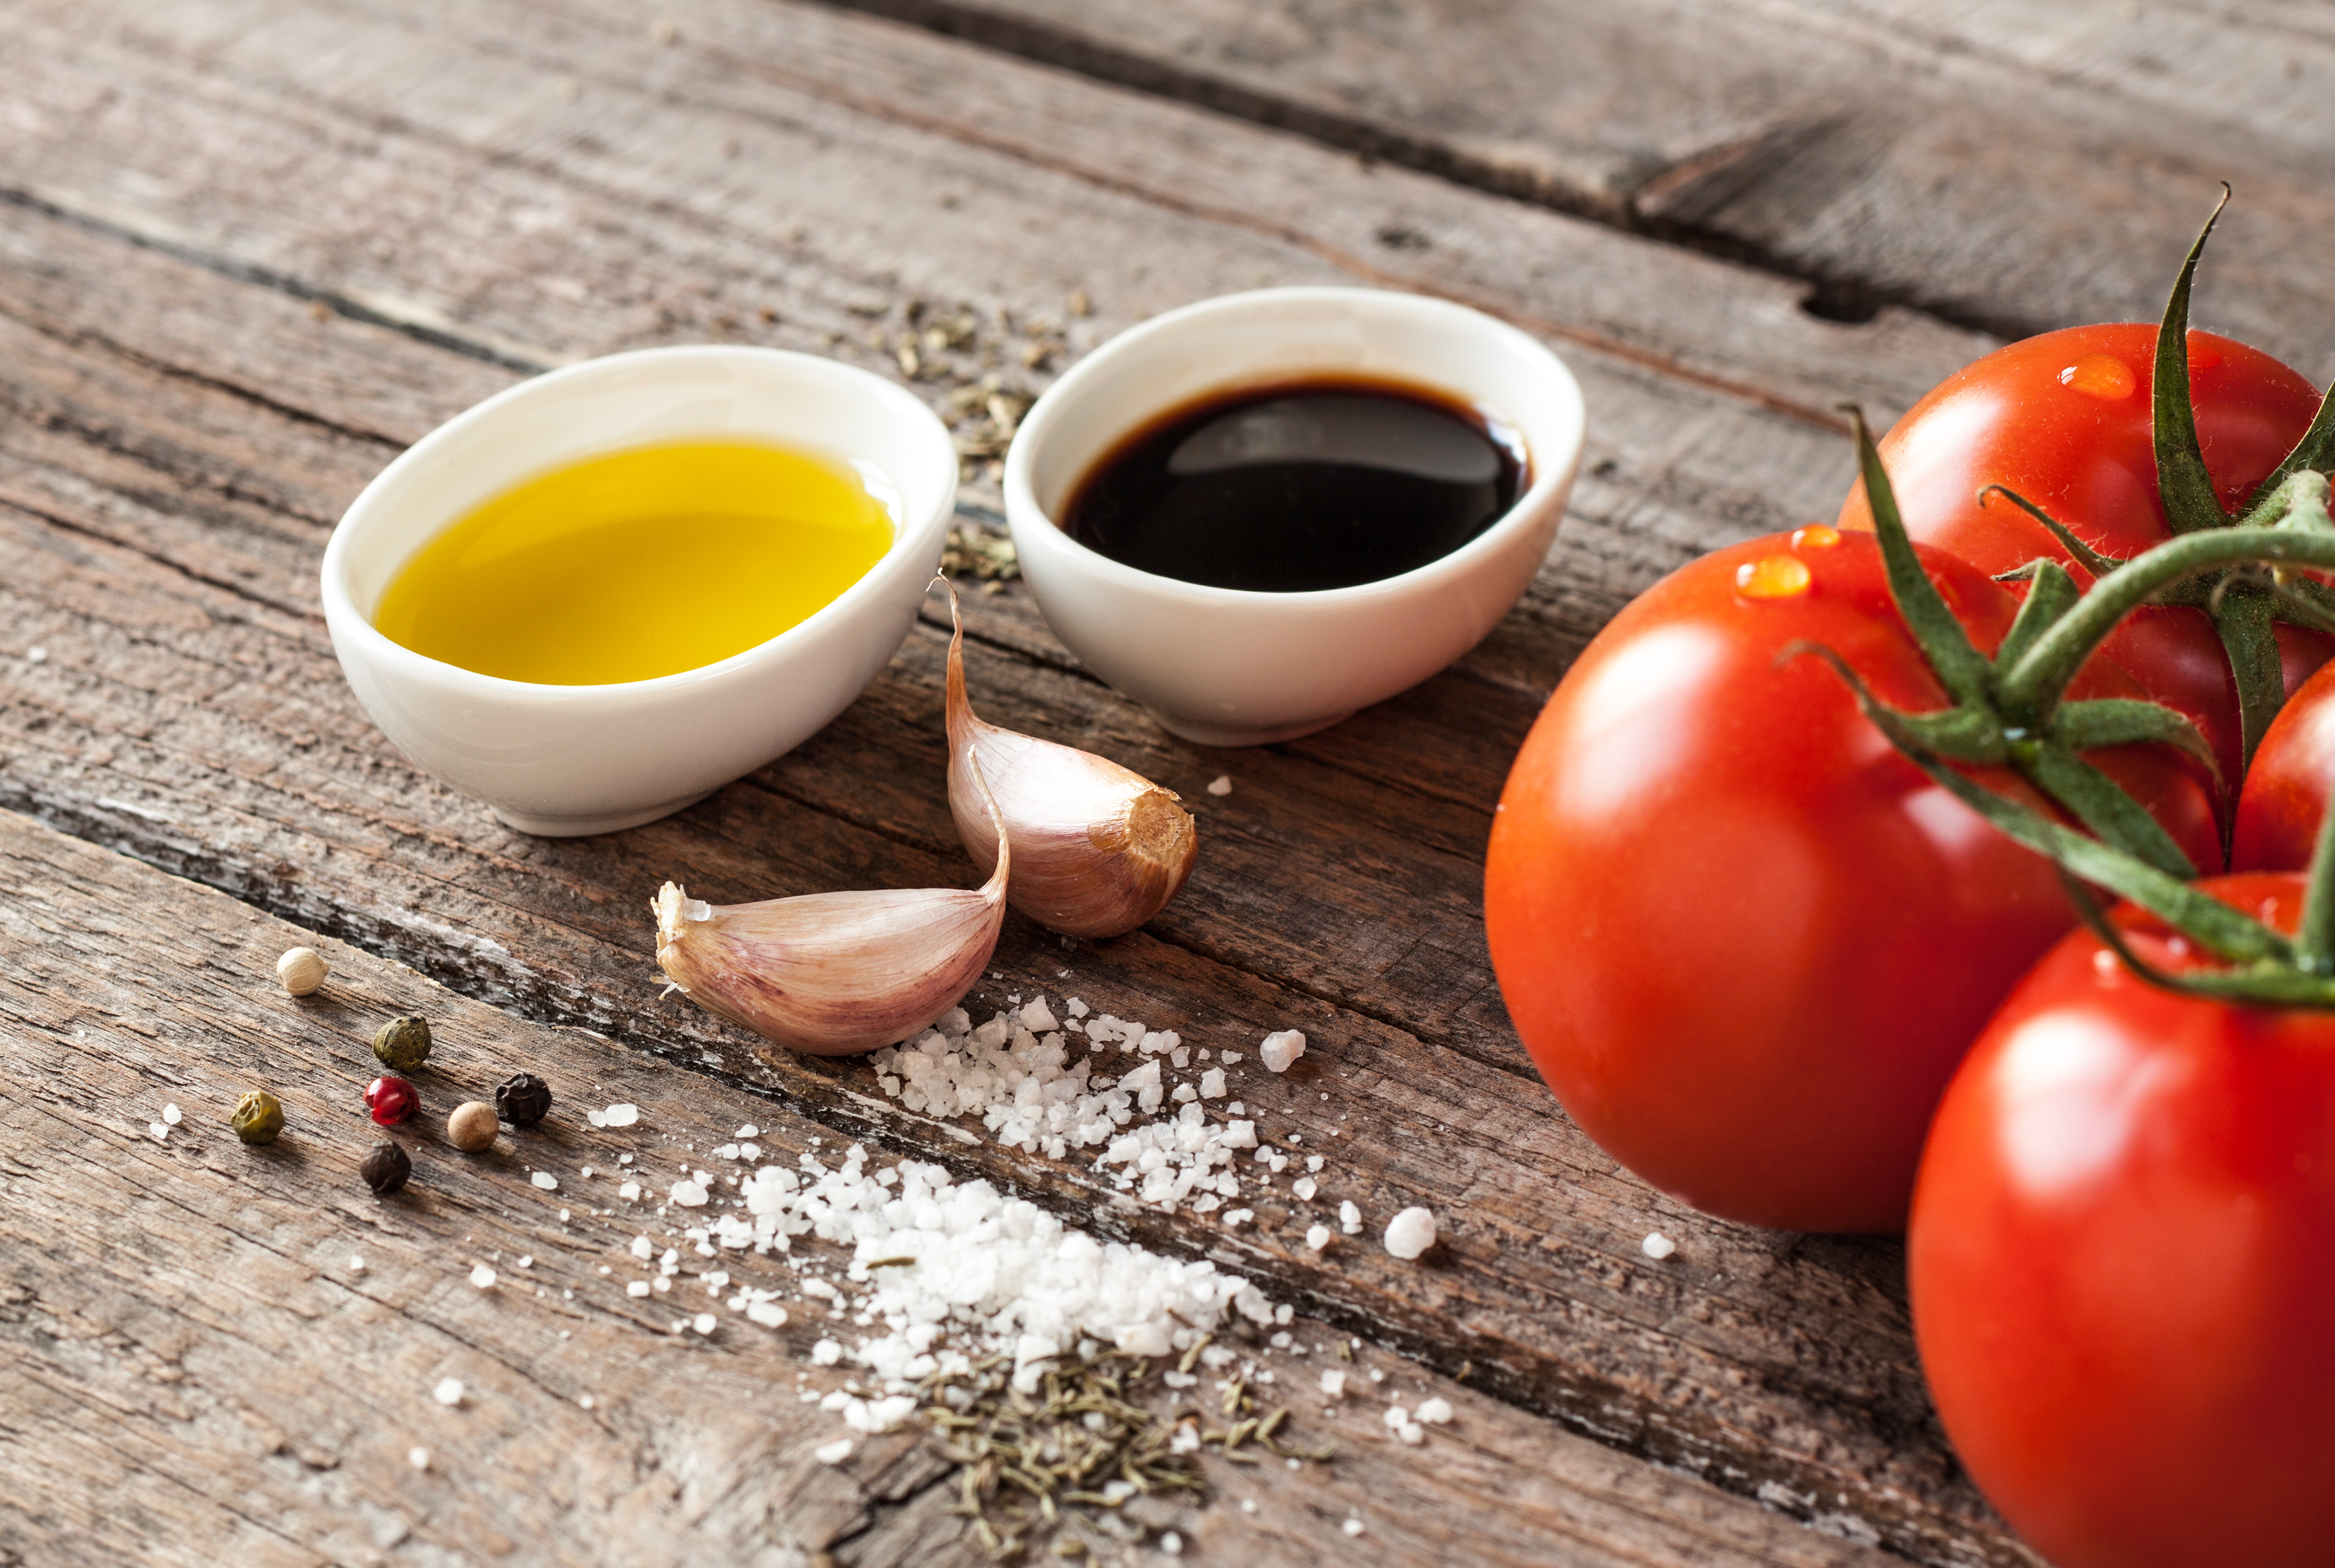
left=373, top=440, right=894, bottom=685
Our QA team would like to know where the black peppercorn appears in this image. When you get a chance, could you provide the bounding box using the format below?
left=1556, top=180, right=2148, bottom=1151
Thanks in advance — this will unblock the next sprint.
left=495, top=1073, right=553, bottom=1128
left=361, top=1140, right=411, bottom=1195
left=372, top=1015, right=433, bottom=1073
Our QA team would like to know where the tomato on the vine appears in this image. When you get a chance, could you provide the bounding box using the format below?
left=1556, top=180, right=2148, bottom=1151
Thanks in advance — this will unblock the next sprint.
left=1483, top=526, right=2217, bottom=1232
left=2232, top=652, right=2335, bottom=870
left=1909, top=873, right=2335, bottom=1568
left=1836, top=323, right=2329, bottom=790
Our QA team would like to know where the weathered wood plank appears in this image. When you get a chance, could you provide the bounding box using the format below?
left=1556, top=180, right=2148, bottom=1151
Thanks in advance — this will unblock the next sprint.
left=0, top=1, right=2043, bottom=1560
left=834, top=0, right=2335, bottom=374
left=0, top=221, right=2015, bottom=1565
left=0, top=808, right=1904, bottom=1567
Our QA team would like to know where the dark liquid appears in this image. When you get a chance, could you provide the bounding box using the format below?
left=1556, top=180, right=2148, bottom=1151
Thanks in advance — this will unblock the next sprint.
left=1062, top=378, right=1527, bottom=592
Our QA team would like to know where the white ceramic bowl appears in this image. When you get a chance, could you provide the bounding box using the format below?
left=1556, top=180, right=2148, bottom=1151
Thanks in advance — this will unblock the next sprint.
left=1004, top=288, right=1584, bottom=746
left=323, top=346, right=957, bottom=836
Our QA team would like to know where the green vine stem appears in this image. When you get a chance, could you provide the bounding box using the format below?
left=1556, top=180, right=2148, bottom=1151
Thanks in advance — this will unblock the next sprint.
left=1996, top=469, right=2335, bottom=721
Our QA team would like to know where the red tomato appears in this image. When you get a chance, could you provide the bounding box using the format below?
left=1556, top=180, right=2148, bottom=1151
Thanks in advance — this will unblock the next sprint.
left=1835, top=324, right=2329, bottom=791
left=1483, top=528, right=2217, bottom=1232
left=1909, top=873, right=2335, bottom=1568
left=2231, top=653, right=2335, bottom=871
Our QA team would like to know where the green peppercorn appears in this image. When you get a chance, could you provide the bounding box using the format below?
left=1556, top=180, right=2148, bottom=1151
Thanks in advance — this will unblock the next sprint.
left=372, top=1015, right=433, bottom=1073
left=495, top=1073, right=553, bottom=1128
left=361, top=1140, right=411, bottom=1195
left=231, top=1089, right=284, bottom=1145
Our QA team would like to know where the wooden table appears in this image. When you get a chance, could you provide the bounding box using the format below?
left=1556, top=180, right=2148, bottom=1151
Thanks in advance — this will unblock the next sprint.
left=5, top=3, right=2329, bottom=1563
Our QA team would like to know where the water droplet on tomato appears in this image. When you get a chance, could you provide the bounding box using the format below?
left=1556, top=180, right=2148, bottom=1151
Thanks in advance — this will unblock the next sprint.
left=1790, top=524, right=1841, bottom=550
left=1735, top=554, right=1811, bottom=599
left=2184, top=332, right=2223, bottom=370
left=2058, top=354, right=2136, bottom=401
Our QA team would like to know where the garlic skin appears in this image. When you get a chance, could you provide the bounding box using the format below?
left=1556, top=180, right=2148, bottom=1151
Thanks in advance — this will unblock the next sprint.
left=943, top=583, right=1197, bottom=938
left=652, top=766, right=1010, bottom=1056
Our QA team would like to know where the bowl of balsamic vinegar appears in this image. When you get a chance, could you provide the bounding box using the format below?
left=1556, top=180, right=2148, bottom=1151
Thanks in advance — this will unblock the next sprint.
left=1004, top=288, right=1585, bottom=747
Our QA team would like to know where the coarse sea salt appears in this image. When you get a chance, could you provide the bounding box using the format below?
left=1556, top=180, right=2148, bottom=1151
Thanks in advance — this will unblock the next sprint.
left=1641, top=1232, right=1678, bottom=1261
left=433, top=1378, right=465, bottom=1407
left=726, top=1144, right=1275, bottom=1412
left=1258, top=1030, right=1306, bottom=1073
left=865, top=1002, right=1274, bottom=1215
left=1384, top=1206, right=1437, bottom=1261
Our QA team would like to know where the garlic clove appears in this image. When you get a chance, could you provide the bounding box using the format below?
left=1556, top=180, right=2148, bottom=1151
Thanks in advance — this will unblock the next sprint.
left=653, top=760, right=1010, bottom=1056
left=942, top=580, right=1198, bottom=939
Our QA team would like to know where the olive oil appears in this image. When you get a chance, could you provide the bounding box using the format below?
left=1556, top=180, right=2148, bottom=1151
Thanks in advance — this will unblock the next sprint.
left=1063, top=377, right=1526, bottom=592
left=373, top=440, right=893, bottom=685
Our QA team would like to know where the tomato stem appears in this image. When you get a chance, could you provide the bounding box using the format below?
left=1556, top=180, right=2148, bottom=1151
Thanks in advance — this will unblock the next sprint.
left=2150, top=187, right=2237, bottom=537
left=1997, top=471, right=2335, bottom=721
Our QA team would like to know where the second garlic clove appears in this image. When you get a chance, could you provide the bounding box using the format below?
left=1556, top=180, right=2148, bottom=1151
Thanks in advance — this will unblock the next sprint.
left=942, top=580, right=1197, bottom=938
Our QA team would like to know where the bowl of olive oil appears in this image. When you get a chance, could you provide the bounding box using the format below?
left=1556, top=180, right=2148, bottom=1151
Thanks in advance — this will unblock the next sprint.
left=323, top=346, right=956, bottom=836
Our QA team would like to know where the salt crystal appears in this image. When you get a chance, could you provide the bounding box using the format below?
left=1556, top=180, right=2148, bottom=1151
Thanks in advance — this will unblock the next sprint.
left=588, top=1111, right=607, bottom=1128
left=1306, top=1224, right=1332, bottom=1251
left=1343, top=1519, right=1365, bottom=1537
left=630, top=1235, right=653, bottom=1259
left=532, top=1172, right=559, bottom=1191
left=148, top=1123, right=168, bottom=1141
left=1258, top=1030, right=1306, bottom=1073
left=1384, top=1207, right=1437, bottom=1260
left=1161, top=1531, right=1183, bottom=1555
left=469, top=1265, right=497, bottom=1289
left=603, top=1103, right=639, bottom=1127
left=814, top=1437, right=854, bottom=1464
left=811, top=1339, right=843, bottom=1366
left=1320, top=1369, right=1346, bottom=1398
left=162, top=1103, right=182, bottom=1125
left=1018, top=997, right=1058, bottom=1032
left=670, top=1180, right=709, bottom=1208
left=1306, top=1155, right=1324, bottom=1172
left=407, top=1446, right=430, bottom=1471
left=1416, top=1397, right=1454, bottom=1424
left=1383, top=1404, right=1409, bottom=1428
left=736, top=1123, right=759, bottom=1138
left=1396, top=1421, right=1424, bottom=1444
left=618, top=1181, right=642, bottom=1200
left=692, top=1313, right=717, bottom=1335
left=1207, top=774, right=1232, bottom=796
left=1339, top=1200, right=1363, bottom=1234
left=516, top=1255, right=533, bottom=1269
left=714, top=1144, right=740, bottom=1160
left=1641, top=1232, right=1677, bottom=1260
left=433, top=1378, right=465, bottom=1407
left=579, top=1394, right=596, bottom=1410
left=748, top=1300, right=788, bottom=1328
left=627, top=1281, right=650, bottom=1297
left=1293, top=1176, right=1317, bottom=1201
left=349, top=1255, right=366, bottom=1272
left=1200, top=1068, right=1227, bottom=1099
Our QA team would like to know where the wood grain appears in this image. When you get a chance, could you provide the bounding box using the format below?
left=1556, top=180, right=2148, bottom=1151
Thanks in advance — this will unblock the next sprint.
left=0, top=204, right=2015, bottom=1563
left=0, top=0, right=2076, bottom=1562
left=0, top=809, right=1906, bottom=1568
left=832, top=0, right=2335, bottom=375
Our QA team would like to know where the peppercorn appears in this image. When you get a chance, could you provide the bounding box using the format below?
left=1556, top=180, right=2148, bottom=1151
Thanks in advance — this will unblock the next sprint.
left=361, top=1140, right=411, bottom=1195
left=447, top=1100, right=498, bottom=1152
left=365, top=1074, right=419, bottom=1126
left=372, top=1015, right=433, bottom=1073
left=495, top=1073, right=553, bottom=1128
left=231, top=1089, right=284, bottom=1144
left=275, top=947, right=328, bottom=997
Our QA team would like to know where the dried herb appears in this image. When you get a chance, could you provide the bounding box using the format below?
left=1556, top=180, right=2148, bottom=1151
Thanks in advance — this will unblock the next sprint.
left=915, top=1346, right=1332, bottom=1562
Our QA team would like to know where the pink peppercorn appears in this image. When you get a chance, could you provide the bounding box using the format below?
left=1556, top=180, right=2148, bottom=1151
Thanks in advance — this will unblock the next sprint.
left=365, top=1075, right=419, bottom=1127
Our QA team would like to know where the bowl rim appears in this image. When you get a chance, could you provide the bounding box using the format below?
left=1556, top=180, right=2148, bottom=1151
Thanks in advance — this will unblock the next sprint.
left=321, top=344, right=957, bottom=700
left=1003, top=286, right=1586, bottom=608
